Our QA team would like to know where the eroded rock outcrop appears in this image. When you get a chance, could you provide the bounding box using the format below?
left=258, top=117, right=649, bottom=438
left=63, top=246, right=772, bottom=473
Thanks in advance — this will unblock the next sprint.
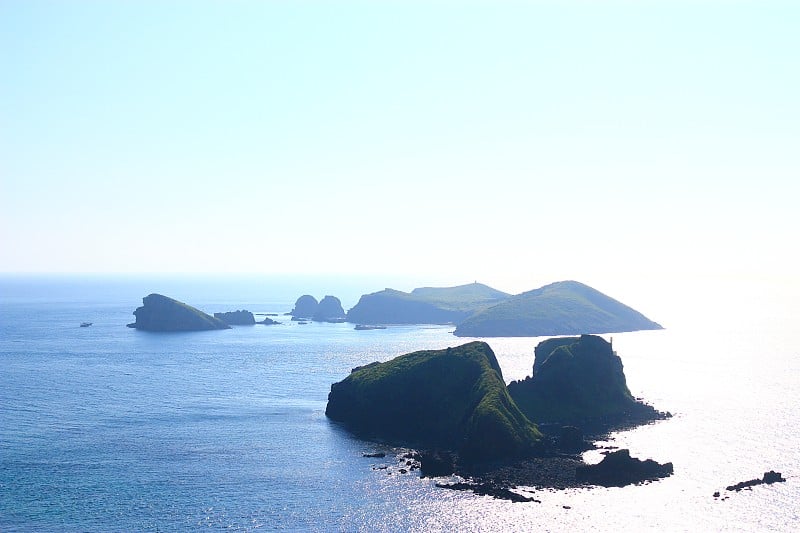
left=508, top=335, right=664, bottom=425
left=576, top=449, right=673, bottom=486
left=214, top=310, right=256, bottom=325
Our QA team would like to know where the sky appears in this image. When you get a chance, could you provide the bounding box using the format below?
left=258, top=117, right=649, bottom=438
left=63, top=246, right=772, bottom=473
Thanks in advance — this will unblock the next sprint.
left=1, top=0, right=798, bottom=301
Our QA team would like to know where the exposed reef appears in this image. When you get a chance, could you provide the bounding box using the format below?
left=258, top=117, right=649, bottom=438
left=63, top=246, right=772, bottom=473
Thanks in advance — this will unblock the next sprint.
left=725, top=471, right=786, bottom=492
left=326, top=341, right=542, bottom=463
left=454, top=280, right=662, bottom=337
left=507, top=335, right=666, bottom=426
left=214, top=310, right=256, bottom=325
left=127, top=294, right=230, bottom=332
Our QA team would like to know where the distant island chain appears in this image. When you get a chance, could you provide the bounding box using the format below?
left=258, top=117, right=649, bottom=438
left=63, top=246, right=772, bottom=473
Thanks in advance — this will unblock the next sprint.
left=126, top=279, right=662, bottom=336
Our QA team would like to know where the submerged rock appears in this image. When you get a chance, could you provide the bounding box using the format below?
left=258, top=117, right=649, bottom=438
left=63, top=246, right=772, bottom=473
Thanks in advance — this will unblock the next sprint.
left=127, top=294, right=230, bottom=332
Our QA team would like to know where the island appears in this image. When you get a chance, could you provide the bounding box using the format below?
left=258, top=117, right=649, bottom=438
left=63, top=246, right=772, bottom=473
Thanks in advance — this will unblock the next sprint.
left=313, top=295, right=346, bottom=322
left=326, top=341, right=541, bottom=462
left=214, top=310, right=256, bottom=325
left=290, top=295, right=319, bottom=319
left=507, top=335, right=665, bottom=425
left=453, top=280, right=662, bottom=337
left=346, top=282, right=510, bottom=325
left=327, top=336, right=672, bottom=495
left=126, top=294, right=230, bottom=331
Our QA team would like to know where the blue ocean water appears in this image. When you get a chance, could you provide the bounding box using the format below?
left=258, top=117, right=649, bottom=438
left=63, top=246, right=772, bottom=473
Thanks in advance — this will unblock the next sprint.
left=1, top=275, right=799, bottom=531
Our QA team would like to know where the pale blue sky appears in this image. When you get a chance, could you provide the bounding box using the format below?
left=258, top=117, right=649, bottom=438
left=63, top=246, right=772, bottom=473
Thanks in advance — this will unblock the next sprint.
left=1, top=1, right=798, bottom=297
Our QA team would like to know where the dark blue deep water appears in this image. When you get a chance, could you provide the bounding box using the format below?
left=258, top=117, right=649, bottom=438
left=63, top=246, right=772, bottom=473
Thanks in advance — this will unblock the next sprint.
left=2, top=275, right=799, bottom=531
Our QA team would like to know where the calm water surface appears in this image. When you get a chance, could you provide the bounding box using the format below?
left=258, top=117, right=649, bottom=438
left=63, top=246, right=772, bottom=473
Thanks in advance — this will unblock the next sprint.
left=1, top=276, right=798, bottom=531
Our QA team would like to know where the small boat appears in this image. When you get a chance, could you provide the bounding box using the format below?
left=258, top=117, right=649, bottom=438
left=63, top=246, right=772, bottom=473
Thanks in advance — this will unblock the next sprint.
left=80, top=322, right=92, bottom=327
left=355, top=324, right=387, bottom=331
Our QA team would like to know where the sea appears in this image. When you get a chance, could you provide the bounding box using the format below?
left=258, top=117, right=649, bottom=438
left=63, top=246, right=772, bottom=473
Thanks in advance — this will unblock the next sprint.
left=1, top=274, right=798, bottom=532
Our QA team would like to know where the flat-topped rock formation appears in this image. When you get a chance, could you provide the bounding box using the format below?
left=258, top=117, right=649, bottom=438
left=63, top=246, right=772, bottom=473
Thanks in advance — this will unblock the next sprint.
left=214, top=310, right=256, bottom=325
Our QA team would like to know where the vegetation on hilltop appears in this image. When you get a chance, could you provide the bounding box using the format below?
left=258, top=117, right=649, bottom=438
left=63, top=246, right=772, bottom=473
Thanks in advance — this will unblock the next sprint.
left=325, top=341, right=541, bottom=462
left=346, top=282, right=510, bottom=325
left=508, top=335, right=661, bottom=424
left=454, top=280, right=662, bottom=337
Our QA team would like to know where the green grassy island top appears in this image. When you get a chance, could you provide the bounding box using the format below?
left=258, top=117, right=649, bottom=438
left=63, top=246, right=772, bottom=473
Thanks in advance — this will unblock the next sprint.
left=325, top=341, right=541, bottom=462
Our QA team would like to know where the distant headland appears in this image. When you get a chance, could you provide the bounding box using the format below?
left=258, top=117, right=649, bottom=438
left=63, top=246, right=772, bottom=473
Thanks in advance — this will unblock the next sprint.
left=127, top=294, right=230, bottom=331
left=345, top=280, right=661, bottom=337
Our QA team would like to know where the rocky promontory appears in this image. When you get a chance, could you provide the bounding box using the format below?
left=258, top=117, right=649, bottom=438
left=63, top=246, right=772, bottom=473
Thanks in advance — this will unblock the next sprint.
left=326, top=341, right=542, bottom=462
left=214, top=310, right=256, bottom=325
left=127, top=294, right=230, bottom=332
left=508, top=335, right=665, bottom=426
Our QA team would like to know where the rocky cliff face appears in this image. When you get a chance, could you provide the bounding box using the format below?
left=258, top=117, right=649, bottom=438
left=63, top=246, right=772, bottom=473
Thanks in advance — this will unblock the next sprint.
left=127, top=294, right=230, bottom=332
left=508, top=335, right=661, bottom=425
left=326, top=341, right=541, bottom=463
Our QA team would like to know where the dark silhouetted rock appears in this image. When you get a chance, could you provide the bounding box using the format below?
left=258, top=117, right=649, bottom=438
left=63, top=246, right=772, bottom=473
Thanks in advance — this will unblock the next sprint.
left=726, top=471, right=786, bottom=491
left=290, top=295, right=319, bottom=319
left=326, top=342, right=541, bottom=463
left=508, top=335, right=664, bottom=425
left=127, top=294, right=230, bottom=332
left=576, top=449, right=673, bottom=486
left=214, top=310, right=256, bottom=325
left=454, top=280, right=662, bottom=337
left=314, top=295, right=346, bottom=322
left=420, top=451, right=456, bottom=478
left=435, top=482, right=538, bottom=502
left=259, top=316, right=279, bottom=325
left=557, top=426, right=587, bottom=453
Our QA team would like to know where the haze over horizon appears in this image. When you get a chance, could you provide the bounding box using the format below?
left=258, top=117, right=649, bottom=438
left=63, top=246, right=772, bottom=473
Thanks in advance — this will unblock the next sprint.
left=2, top=1, right=798, bottom=300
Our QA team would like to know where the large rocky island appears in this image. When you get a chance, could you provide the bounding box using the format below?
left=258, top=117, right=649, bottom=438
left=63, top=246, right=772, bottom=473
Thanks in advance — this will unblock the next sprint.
left=345, top=280, right=660, bottom=337
left=326, top=341, right=541, bottom=462
left=326, top=337, right=671, bottom=494
left=453, top=280, right=662, bottom=337
left=127, top=294, right=230, bottom=331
